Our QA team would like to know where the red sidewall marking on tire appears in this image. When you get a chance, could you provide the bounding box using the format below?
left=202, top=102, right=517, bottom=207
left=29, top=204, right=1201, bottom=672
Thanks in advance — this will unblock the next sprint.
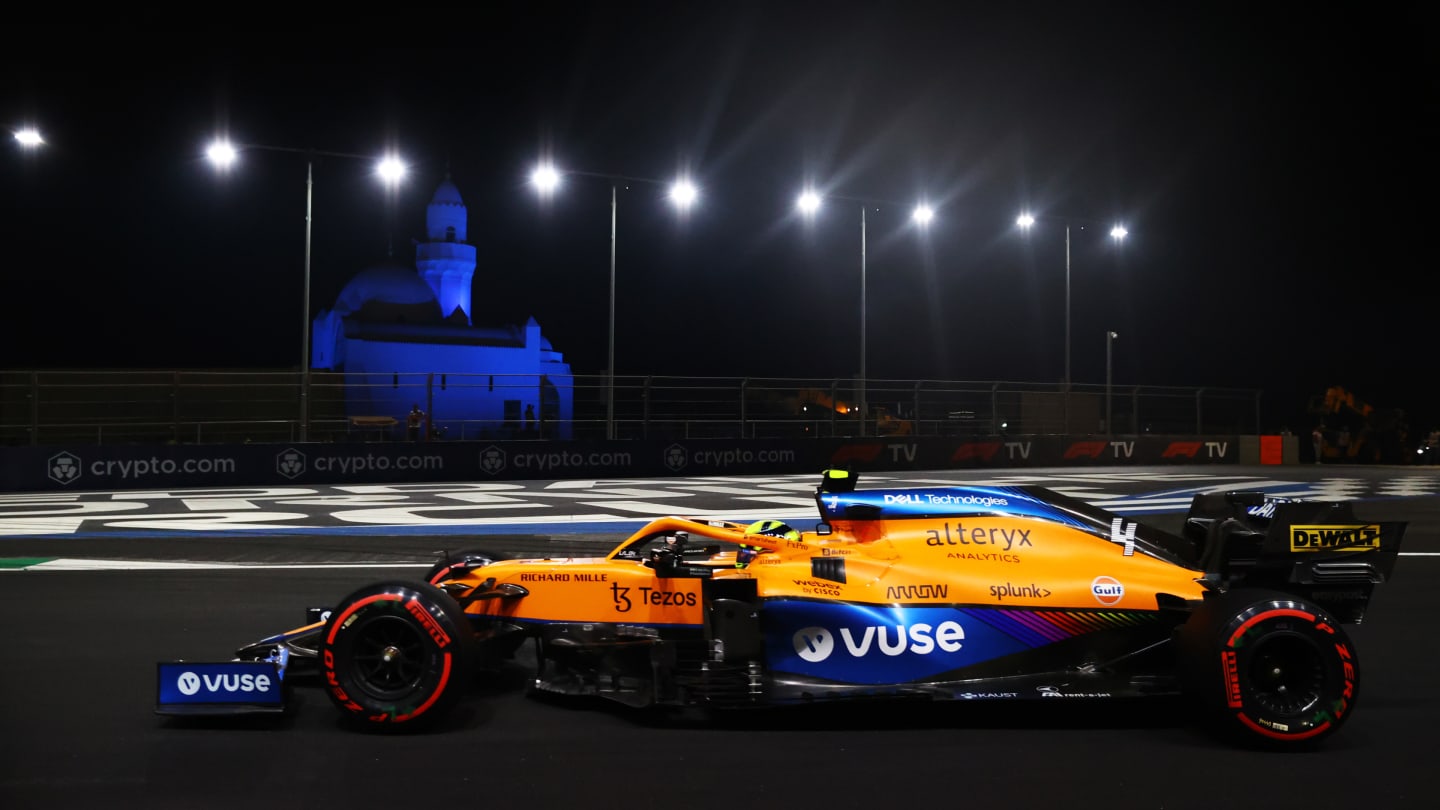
left=1226, top=608, right=1315, bottom=648
left=326, top=593, right=404, bottom=645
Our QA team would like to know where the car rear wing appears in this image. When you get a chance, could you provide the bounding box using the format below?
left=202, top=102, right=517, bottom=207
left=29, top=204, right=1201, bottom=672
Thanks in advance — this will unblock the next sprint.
left=1183, top=491, right=1406, bottom=622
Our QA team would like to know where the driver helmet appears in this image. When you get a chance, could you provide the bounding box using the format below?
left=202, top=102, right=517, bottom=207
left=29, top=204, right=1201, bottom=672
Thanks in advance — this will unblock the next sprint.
left=736, top=520, right=799, bottom=568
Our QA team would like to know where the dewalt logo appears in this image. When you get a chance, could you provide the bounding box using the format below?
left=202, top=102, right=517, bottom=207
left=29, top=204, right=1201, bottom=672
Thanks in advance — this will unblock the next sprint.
left=1290, top=524, right=1381, bottom=552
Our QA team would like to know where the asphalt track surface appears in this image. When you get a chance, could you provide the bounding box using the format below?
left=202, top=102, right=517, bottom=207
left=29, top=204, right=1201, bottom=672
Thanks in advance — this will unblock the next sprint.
left=2, top=466, right=1437, bottom=809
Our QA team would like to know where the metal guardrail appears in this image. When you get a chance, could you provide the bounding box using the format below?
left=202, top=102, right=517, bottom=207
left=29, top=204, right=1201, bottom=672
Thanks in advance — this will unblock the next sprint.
left=0, top=370, right=1263, bottom=446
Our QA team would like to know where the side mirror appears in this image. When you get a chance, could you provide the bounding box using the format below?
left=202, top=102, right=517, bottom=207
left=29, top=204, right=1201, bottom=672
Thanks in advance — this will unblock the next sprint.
left=654, top=556, right=714, bottom=580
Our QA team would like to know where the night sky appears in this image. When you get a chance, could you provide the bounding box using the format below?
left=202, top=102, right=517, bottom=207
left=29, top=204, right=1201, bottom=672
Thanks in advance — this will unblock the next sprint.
left=2, top=5, right=1432, bottom=431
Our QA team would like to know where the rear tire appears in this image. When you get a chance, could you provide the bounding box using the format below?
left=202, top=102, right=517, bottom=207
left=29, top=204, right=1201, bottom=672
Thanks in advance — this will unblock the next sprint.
left=1178, top=589, right=1358, bottom=748
left=320, top=580, right=475, bottom=733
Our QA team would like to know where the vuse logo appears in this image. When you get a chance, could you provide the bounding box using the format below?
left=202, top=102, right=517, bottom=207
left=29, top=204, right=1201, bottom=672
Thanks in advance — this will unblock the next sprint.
left=791, top=622, right=964, bottom=662
left=177, top=671, right=203, bottom=695
left=175, top=669, right=273, bottom=695
left=793, top=627, right=835, bottom=662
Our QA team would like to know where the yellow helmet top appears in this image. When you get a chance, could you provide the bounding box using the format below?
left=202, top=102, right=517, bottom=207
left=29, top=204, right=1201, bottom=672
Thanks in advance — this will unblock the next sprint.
left=744, top=519, right=799, bottom=543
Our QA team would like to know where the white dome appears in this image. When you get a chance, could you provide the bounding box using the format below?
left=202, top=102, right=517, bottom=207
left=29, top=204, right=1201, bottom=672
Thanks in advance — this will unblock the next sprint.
left=333, top=263, right=442, bottom=323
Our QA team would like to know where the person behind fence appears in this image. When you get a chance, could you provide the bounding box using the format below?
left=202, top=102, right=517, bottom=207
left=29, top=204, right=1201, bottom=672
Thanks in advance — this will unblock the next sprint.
left=406, top=404, right=426, bottom=441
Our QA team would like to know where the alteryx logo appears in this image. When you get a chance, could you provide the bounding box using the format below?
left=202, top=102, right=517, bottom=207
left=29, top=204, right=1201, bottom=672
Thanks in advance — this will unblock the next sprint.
left=48, top=451, right=81, bottom=485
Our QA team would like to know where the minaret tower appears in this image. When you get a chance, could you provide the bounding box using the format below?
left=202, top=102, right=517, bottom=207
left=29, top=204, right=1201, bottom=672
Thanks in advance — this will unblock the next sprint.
left=416, top=174, right=477, bottom=324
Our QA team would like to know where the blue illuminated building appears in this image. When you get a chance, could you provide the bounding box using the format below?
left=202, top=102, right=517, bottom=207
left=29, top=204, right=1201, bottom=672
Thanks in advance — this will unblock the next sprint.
left=311, top=177, right=573, bottom=439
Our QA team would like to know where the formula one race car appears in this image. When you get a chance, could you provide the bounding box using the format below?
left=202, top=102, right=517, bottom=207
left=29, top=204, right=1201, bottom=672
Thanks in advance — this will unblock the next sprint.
left=156, top=469, right=1405, bottom=748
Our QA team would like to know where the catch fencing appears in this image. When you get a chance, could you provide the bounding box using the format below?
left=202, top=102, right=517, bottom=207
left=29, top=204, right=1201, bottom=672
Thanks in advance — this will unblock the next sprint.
left=0, top=370, right=1262, bottom=446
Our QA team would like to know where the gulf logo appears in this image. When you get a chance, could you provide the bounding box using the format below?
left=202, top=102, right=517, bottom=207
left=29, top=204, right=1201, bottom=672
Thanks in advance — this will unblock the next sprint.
left=1091, top=576, right=1124, bottom=606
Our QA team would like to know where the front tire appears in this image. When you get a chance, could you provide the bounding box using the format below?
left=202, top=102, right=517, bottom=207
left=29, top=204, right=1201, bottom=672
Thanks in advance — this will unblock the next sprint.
left=1179, top=589, right=1358, bottom=748
left=320, top=580, right=475, bottom=732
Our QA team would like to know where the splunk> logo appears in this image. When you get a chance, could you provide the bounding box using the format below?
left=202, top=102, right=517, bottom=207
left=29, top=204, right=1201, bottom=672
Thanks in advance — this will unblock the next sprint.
left=792, top=621, right=965, bottom=663
left=478, top=445, right=506, bottom=475
left=276, top=448, right=306, bottom=479
left=48, top=451, right=82, bottom=485
left=664, top=444, right=687, bottom=472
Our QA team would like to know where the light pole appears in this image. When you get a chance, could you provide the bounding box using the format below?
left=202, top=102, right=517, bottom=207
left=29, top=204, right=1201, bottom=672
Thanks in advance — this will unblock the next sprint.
left=207, top=139, right=406, bottom=442
left=1016, top=214, right=1127, bottom=432
left=797, top=190, right=933, bottom=436
left=530, top=164, right=698, bottom=440
left=1106, top=330, right=1118, bottom=436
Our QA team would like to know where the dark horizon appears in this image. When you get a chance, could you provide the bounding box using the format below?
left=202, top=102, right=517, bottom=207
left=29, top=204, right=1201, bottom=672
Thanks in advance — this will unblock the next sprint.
left=2, top=6, right=1431, bottom=432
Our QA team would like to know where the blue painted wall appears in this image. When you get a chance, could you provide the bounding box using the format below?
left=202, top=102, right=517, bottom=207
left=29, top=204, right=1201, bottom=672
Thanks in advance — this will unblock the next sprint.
left=311, top=177, right=573, bottom=439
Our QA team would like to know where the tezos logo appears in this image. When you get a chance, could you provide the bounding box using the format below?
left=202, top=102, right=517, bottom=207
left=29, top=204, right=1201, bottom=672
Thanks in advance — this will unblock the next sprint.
left=664, top=443, right=687, bottom=472
left=48, top=451, right=82, bottom=485
left=276, top=448, right=306, bottom=479
left=1091, top=576, right=1124, bottom=605
left=479, top=445, right=506, bottom=475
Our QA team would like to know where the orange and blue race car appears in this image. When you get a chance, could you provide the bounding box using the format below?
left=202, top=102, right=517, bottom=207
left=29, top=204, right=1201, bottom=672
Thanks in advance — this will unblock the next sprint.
left=156, top=469, right=1405, bottom=748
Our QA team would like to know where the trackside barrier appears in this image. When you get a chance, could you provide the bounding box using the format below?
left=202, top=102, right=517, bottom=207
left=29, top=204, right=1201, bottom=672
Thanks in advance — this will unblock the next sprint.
left=0, top=435, right=1265, bottom=493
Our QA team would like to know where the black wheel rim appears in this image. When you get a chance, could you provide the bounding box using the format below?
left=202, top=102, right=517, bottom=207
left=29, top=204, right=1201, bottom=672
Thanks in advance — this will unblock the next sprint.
left=349, top=614, right=429, bottom=699
left=1245, top=632, right=1325, bottom=717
